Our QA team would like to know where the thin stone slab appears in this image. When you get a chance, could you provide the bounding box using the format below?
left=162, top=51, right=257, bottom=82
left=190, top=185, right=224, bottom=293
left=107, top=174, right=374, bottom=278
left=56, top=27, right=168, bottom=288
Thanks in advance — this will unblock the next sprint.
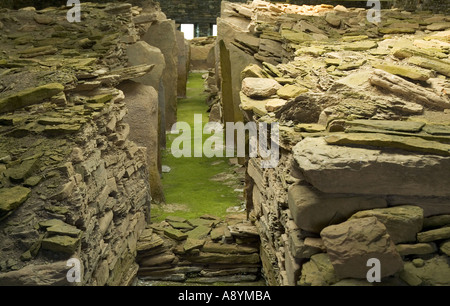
left=344, top=119, right=425, bottom=133
left=423, top=215, right=450, bottom=229
left=186, top=225, right=211, bottom=240
left=183, top=238, right=205, bottom=252
left=417, top=227, right=450, bottom=243
left=396, top=242, right=437, bottom=256
left=164, top=227, right=188, bottom=241
left=186, top=252, right=260, bottom=264
left=202, top=242, right=259, bottom=254
left=325, top=133, right=450, bottom=156
left=401, top=255, right=450, bottom=286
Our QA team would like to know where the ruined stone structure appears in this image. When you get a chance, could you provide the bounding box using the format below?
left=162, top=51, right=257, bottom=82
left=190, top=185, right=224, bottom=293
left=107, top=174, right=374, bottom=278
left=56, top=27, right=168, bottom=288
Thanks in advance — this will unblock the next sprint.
left=3, top=1, right=450, bottom=38
left=212, top=0, right=450, bottom=285
left=136, top=214, right=262, bottom=284
left=1, top=0, right=450, bottom=287
left=0, top=2, right=189, bottom=285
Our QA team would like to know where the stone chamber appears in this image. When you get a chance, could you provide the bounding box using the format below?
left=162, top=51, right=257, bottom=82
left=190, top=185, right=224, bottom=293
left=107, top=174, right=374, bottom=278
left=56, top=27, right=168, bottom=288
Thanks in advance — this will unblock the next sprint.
left=0, top=0, right=449, bottom=286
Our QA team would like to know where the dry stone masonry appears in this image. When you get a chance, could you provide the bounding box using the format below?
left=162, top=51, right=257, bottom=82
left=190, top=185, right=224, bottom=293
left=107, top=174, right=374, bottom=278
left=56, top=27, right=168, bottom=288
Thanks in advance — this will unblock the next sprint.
left=136, top=213, right=263, bottom=284
left=0, top=2, right=188, bottom=285
left=212, top=0, right=450, bottom=286
left=1, top=0, right=450, bottom=287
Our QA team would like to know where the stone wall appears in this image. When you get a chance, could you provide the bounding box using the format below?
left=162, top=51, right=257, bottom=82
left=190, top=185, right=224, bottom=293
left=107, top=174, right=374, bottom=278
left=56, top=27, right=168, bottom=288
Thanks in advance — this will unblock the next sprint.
left=216, top=0, right=450, bottom=286
left=136, top=214, right=263, bottom=284
left=1, top=0, right=449, bottom=21
left=394, top=0, right=450, bottom=13
left=0, top=2, right=185, bottom=286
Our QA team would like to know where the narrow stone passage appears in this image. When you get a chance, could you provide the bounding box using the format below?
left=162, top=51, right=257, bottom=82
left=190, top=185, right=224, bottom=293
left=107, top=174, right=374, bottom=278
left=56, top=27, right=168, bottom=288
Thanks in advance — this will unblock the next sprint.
left=151, top=72, right=244, bottom=221
left=136, top=72, right=265, bottom=286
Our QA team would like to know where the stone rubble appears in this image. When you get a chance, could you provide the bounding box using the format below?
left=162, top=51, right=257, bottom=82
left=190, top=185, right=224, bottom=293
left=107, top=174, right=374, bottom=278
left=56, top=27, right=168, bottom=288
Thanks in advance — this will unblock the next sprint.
left=213, top=0, right=450, bottom=286
left=136, top=213, right=263, bottom=284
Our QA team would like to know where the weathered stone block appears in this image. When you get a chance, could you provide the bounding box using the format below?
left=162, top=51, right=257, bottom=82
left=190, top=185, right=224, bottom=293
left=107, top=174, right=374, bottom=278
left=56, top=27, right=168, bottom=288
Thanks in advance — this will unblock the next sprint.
left=293, top=137, right=450, bottom=197
left=288, top=184, right=387, bottom=233
left=0, top=186, right=31, bottom=220
left=164, top=227, right=188, bottom=241
left=41, top=235, right=80, bottom=254
left=241, top=77, right=281, bottom=99
left=321, top=217, right=403, bottom=279
left=350, top=205, right=424, bottom=244
left=277, top=84, right=308, bottom=100
left=0, top=261, right=72, bottom=286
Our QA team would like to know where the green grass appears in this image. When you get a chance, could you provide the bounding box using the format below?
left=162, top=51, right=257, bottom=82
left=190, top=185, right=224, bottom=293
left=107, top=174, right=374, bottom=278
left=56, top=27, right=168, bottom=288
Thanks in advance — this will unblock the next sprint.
left=151, top=73, right=242, bottom=222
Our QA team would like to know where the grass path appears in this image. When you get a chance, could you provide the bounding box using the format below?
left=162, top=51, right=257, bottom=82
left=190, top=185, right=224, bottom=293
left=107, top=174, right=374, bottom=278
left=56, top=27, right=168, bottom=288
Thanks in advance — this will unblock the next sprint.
left=150, top=73, right=242, bottom=222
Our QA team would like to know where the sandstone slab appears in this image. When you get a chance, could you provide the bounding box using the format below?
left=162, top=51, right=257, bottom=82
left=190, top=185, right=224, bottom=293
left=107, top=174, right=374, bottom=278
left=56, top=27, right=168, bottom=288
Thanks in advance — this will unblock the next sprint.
left=164, top=227, right=188, bottom=241
left=0, top=83, right=64, bottom=114
left=41, top=235, right=80, bottom=254
left=417, top=227, right=450, bottom=243
left=396, top=242, right=437, bottom=256
left=288, top=184, right=387, bottom=233
left=241, top=77, right=281, bottom=99
left=321, top=217, right=403, bottom=279
left=187, top=252, right=260, bottom=264
left=277, top=84, right=308, bottom=100
left=186, top=225, right=211, bottom=240
left=142, top=19, right=178, bottom=130
left=373, top=63, right=432, bottom=81
left=325, top=133, right=450, bottom=156
left=0, top=186, right=31, bottom=220
left=344, top=119, right=425, bottom=133
left=183, top=238, right=205, bottom=252
left=350, top=205, right=424, bottom=244
left=293, top=137, right=450, bottom=197
left=126, top=41, right=166, bottom=89
left=0, top=261, right=72, bottom=286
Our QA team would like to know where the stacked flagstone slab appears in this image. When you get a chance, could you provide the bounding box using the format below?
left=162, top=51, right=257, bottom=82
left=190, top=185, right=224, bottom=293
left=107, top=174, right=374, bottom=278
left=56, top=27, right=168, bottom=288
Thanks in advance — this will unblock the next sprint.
left=0, top=2, right=185, bottom=285
left=136, top=213, right=263, bottom=284
left=219, top=0, right=450, bottom=286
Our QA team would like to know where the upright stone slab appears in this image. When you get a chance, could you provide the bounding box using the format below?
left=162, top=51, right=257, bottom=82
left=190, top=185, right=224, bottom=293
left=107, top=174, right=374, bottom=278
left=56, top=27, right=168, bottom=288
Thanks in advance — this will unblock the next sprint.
left=217, top=13, right=260, bottom=127
left=127, top=40, right=166, bottom=151
left=118, top=81, right=165, bottom=203
left=176, top=31, right=189, bottom=98
left=126, top=41, right=166, bottom=89
left=143, top=19, right=179, bottom=131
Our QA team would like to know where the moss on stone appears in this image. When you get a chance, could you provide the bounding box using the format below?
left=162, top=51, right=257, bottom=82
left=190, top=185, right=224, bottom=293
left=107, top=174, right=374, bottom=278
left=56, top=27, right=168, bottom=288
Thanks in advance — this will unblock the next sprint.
left=41, top=235, right=80, bottom=254
left=163, top=227, right=187, bottom=241
left=155, top=73, right=242, bottom=222
left=86, top=94, right=113, bottom=104
left=373, top=63, right=432, bottom=81
left=0, top=83, right=64, bottom=114
left=0, top=186, right=31, bottom=220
